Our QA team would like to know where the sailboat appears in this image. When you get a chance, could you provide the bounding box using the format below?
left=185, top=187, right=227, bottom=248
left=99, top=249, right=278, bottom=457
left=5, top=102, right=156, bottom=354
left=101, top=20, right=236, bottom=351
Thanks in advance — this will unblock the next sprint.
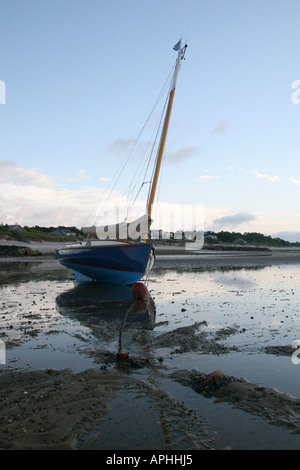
left=56, top=40, right=187, bottom=285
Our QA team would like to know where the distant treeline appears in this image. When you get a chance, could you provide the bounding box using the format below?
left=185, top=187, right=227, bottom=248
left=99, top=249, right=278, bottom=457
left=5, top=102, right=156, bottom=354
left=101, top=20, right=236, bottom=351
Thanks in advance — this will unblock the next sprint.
left=24, top=225, right=83, bottom=236
left=0, top=224, right=84, bottom=241
left=205, top=230, right=300, bottom=247
left=0, top=224, right=299, bottom=246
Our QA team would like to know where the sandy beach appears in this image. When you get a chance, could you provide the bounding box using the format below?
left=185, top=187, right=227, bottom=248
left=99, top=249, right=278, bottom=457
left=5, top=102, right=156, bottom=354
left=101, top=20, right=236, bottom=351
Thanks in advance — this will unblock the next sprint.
left=1, top=240, right=300, bottom=450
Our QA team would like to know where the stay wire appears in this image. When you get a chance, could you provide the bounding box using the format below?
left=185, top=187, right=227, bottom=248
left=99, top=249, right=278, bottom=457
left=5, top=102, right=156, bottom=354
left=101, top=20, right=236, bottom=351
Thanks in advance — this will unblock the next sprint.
left=82, top=64, right=175, bottom=229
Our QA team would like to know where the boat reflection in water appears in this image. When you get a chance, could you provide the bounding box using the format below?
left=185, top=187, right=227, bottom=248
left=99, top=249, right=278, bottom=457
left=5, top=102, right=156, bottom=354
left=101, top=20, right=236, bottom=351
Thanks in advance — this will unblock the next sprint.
left=55, top=275, right=156, bottom=362
left=56, top=278, right=155, bottom=326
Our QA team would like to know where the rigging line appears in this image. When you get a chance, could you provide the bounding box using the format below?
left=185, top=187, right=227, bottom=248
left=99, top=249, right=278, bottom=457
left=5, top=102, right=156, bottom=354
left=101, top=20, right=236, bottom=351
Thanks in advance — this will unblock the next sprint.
left=146, top=59, right=179, bottom=222
left=125, top=98, right=168, bottom=220
left=92, top=140, right=142, bottom=227
left=125, top=181, right=150, bottom=220
left=143, top=95, right=167, bottom=182
left=81, top=186, right=107, bottom=230
left=106, top=71, right=173, bottom=219
left=91, top=65, right=175, bottom=228
left=102, top=135, right=159, bottom=224
left=82, top=63, right=174, bottom=230
left=125, top=92, right=170, bottom=223
left=123, top=128, right=158, bottom=205
left=132, top=70, right=173, bottom=186
left=99, top=131, right=159, bottom=226
left=82, top=144, right=138, bottom=228
left=146, top=59, right=178, bottom=199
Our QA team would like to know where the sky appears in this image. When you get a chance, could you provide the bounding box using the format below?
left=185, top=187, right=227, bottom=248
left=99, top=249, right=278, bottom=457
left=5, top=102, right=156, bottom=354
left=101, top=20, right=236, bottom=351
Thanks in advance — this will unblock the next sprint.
left=1, top=0, right=300, bottom=241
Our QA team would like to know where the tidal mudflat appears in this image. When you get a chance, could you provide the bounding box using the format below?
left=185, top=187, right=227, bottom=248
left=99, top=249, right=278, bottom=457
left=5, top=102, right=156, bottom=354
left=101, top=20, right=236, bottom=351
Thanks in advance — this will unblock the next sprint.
left=1, top=246, right=300, bottom=450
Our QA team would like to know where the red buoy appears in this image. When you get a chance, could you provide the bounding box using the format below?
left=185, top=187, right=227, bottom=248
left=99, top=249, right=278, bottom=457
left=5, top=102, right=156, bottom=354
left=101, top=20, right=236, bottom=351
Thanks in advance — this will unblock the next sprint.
left=131, top=282, right=148, bottom=299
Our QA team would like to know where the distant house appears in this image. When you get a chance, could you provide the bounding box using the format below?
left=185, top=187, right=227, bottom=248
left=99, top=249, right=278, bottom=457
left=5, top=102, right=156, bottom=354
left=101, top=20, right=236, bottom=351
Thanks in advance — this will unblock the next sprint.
left=8, top=224, right=25, bottom=232
left=149, top=230, right=173, bottom=240
left=51, top=228, right=70, bottom=237
left=234, top=238, right=246, bottom=244
left=204, top=234, right=218, bottom=241
left=149, top=229, right=162, bottom=240
left=174, top=230, right=185, bottom=240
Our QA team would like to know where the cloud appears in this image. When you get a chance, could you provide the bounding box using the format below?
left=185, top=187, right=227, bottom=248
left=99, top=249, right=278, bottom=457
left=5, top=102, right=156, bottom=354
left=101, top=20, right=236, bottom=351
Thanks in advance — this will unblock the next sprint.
left=0, top=161, right=204, bottom=231
left=166, top=146, right=202, bottom=164
left=106, top=139, right=201, bottom=168
left=196, top=175, right=219, bottom=180
left=77, top=170, right=89, bottom=180
left=213, top=121, right=231, bottom=134
left=105, top=138, right=154, bottom=168
left=289, top=177, right=300, bottom=185
left=0, top=179, right=125, bottom=227
left=272, top=231, right=300, bottom=243
left=213, top=211, right=256, bottom=228
left=99, top=177, right=111, bottom=182
left=0, top=160, right=55, bottom=187
left=0, top=161, right=149, bottom=227
left=0, top=162, right=97, bottom=226
left=0, top=160, right=15, bottom=168
left=67, top=169, right=90, bottom=182
left=1, top=162, right=296, bottom=237
left=106, top=138, right=138, bottom=156
left=254, top=170, right=279, bottom=182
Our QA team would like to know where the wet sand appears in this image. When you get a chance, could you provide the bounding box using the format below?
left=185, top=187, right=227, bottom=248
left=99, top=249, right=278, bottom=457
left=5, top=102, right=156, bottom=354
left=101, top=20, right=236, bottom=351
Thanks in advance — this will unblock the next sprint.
left=1, top=241, right=300, bottom=450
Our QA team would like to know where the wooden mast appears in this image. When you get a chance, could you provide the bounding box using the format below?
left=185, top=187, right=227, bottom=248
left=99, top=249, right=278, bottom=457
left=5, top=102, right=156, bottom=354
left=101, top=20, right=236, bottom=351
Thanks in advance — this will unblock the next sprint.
left=146, top=41, right=187, bottom=231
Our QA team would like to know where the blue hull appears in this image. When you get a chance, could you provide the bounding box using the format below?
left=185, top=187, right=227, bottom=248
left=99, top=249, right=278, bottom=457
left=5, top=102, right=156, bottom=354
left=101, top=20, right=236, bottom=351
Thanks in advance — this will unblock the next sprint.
left=55, top=242, right=153, bottom=285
